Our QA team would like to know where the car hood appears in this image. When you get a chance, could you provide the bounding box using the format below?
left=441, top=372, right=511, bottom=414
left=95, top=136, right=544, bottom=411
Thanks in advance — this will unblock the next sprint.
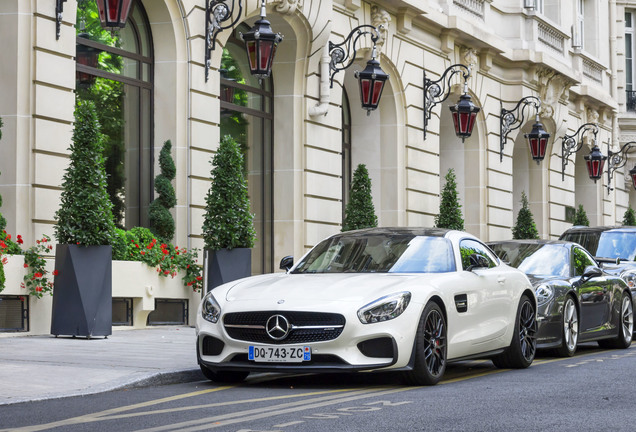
left=223, top=273, right=421, bottom=305
left=525, top=274, right=564, bottom=287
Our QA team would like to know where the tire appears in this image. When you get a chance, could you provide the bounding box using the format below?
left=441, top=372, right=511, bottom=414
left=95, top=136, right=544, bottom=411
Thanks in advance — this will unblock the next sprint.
left=403, top=301, right=447, bottom=386
left=554, top=296, right=578, bottom=357
left=598, top=292, right=633, bottom=349
left=492, top=294, right=537, bottom=369
left=200, top=364, right=249, bottom=383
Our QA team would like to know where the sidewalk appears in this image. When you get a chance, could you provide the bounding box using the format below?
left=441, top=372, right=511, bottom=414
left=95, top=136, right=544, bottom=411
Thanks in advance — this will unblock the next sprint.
left=0, top=326, right=203, bottom=406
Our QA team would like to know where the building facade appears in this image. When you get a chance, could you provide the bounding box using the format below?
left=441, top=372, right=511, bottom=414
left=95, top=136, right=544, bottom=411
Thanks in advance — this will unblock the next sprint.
left=1, top=0, right=636, bottom=287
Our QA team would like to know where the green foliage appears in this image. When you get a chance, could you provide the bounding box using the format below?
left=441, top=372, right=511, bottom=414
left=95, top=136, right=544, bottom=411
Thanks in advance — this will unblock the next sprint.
left=342, top=164, right=378, bottom=232
left=149, top=140, right=176, bottom=241
left=203, top=135, right=256, bottom=250
left=573, top=204, right=590, bottom=226
left=512, top=191, right=540, bottom=239
left=623, top=206, right=636, bottom=226
left=111, top=226, right=203, bottom=291
left=54, top=100, right=116, bottom=246
left=435, top=169, right=464, bottom=231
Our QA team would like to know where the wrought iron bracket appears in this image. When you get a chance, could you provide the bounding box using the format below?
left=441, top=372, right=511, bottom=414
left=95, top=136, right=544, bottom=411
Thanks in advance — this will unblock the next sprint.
left=561, top=123, right=598, bottom=181
left=205, top=0, right=243, bottom=82
left=423, top=64, right=471, bottom=140
left=607, top=142, right=636, bottom=194
left=56, top=0, right=67, bottom=40
left=500, top=96, right=541, bottom=162
left=328, top=24, right=381, bottom=88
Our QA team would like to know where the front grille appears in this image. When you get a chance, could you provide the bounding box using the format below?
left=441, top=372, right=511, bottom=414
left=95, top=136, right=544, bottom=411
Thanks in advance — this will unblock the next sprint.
left=223, top=311, right=345, bottom=344
left=202, top=335, right=225, bottom=356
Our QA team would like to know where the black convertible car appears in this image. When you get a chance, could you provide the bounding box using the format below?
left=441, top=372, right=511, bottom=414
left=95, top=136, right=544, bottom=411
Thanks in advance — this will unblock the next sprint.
left=488, top=240, right=633, bottom=356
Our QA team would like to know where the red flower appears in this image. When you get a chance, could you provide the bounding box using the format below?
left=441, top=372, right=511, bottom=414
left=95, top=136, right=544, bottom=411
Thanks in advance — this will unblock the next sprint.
left=23, top=263, right=29, bottom=268
left=53, top=270, right=59, bottom=276
left=140, top=251, right=146, bottom=255
left=0, top=241, right=6, bottom=249
left=17, top=235, right=23, bottom=244
left=33, top=272, right=43, bottom=279
left=196, top=276, right=202, bottom=281
left=161, top=244, right=167, bottom=249
left=135, top=244, right=140, bottom=248
left=6, top=234, right=10, bottom=240
left=162, top=249, right=168, bottom=255
left=36, top=287, right=42, bottom=292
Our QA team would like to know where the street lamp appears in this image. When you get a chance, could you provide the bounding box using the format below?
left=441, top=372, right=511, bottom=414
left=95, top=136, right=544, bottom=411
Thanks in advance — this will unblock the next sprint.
left=95, top=0, right=134, bottom=31
left=560, top=122, right=602, bottom=181
left=240, top=0, right=283, bottom=80
left=606, top=142, right=636, bottom=194
left=500, top=96, right=550, bottom=163
left=423, top=64, right=480, bottom=141
left=328, top=24, right=389, bottom=115
left=204, top=0, right=243, bottom=82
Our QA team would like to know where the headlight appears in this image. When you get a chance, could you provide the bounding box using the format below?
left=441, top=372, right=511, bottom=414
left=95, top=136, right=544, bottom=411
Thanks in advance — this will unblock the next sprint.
left=358, top=292, right=411, bottom=324
left=535, top=284, right=554, bottom=306
left=621, top=270, right=636, bottom=289
left=201, top=292, right=222, bottom=323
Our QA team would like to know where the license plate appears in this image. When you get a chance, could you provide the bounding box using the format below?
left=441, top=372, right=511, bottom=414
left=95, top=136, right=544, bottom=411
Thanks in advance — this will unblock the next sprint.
left=248, top=346, right=311, bottom=363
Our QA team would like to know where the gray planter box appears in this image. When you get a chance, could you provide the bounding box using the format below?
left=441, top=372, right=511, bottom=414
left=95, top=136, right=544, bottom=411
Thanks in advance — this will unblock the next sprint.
left=206, top=248, right=251, bottom=291
left=50, top=244, right=112, bottom=338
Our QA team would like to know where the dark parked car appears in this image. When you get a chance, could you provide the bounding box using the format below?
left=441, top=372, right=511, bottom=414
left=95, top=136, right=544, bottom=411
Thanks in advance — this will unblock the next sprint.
left=560, top=226, right=636, bottom=302
left=488, top=239, right=633, bottom=357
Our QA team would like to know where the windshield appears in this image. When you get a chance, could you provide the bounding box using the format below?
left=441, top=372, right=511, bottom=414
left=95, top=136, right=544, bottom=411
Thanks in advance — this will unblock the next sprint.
left=292, top=234, right=456, bottom=274
left=596, top=232, right=636, bottom=261
left=489, top=243, right=570, bottom=278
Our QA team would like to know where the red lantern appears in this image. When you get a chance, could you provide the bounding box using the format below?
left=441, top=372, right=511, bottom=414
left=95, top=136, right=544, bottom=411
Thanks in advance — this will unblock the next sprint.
left=525, top=120, right=551, bottom=163
left=240, top=1, right=283, bottom=79
left=76, top=34, right=100, bottom=88
left=96, top=0, right=134, bottom=30
left=355, top=56, right=388, bottom=114
left=584, top=144, right=607, bottom=182
left=449, top=93, right=480, bottom=142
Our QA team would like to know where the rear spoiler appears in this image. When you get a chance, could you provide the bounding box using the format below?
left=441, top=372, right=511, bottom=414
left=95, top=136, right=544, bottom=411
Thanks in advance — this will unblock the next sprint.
left=595, top=257, right=620, bottom=266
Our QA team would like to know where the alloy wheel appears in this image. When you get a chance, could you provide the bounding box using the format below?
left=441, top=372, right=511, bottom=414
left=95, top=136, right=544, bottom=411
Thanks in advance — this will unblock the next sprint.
left=621, top=295, right=634, bottom=344
left=519, top=300, right=537, bottom=362
left=423, top=309, right=446, bottom=376
left=563, top=297, right=578, bottom=352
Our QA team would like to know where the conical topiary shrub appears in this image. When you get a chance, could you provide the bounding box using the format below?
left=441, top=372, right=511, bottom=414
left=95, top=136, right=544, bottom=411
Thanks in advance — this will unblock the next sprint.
left=202, top=135, right=255, bottom=290
left=512, top=191, right=539, bottom=239
left=623, top=205, right=636, bottom=226
left=342, top=164, right=378, bottom=232
left=435, top=168, right=464, bottom=231
left=52, top=100, right=116, bottom=338
left=149, top=140, right=176, bottom=242
left=573, top=204, right=590, bottom=226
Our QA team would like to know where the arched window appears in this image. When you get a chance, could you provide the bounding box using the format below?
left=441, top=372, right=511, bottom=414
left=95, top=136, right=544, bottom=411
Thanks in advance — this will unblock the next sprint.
left=220, top=29, right=274, bottom=275
left=75, top=0, right=153, bottom=229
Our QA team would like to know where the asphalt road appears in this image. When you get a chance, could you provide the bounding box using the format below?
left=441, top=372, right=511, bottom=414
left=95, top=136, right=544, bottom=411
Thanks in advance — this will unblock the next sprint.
left=2, top=343, right=636, bottom=432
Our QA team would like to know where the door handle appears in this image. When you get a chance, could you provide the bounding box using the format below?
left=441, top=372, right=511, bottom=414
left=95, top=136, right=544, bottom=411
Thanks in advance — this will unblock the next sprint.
left=497, top=276, right=506, bottom=284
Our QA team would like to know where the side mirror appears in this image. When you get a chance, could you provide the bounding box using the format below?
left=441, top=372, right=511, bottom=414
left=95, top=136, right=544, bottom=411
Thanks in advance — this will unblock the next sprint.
left=581, top=265, right=603, bottom=281
left=279, top=256, right=294, bottom=272
left=467, top=254, right=489, bottom=272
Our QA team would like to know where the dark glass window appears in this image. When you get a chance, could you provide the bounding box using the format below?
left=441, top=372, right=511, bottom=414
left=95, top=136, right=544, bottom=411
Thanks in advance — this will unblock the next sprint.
left=75, top=0, right=153, bottom=229
left=219, top=29, right=274, bottom=275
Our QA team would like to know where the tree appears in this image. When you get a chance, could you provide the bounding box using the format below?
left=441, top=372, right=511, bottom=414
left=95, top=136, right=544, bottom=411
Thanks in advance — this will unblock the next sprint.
left=512, top=191, right=539, bottom=239
left=202, top=135, right=255, bottom=250
left=54, top=100, right=116, bottom=245
left=573, top=204, right=590, bottom=226
left=435, top=168, right=464, bottom=231
left=342, top=164, right=378, bottom=231
left=623, top=205, right=636, bottom=226
left=149, top=140, right=176, bottom=242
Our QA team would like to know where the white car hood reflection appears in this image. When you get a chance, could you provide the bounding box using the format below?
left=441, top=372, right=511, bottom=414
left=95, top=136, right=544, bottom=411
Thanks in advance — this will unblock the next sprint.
left=225, top=273, right=421, bottom=303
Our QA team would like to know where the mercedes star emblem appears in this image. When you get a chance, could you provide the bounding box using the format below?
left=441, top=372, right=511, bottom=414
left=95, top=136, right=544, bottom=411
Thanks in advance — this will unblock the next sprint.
left=266, top=314, right=290, bottom=340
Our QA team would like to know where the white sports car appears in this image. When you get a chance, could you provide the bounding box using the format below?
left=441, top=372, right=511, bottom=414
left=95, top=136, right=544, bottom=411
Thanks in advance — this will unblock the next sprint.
left=196, top=228, right=537, bottom=385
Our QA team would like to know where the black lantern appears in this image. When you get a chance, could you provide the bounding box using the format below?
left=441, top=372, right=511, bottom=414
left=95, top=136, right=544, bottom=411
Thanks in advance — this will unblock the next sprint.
left=328, top=25, right=389, bottom=115
left=449, top=92, right=480, bottom=142
left=240, top=0, right=283, bottom=80
left=630, top=165, right=636, bottom=190
left=423, top=64, right=480, bottom=141
left=525, top=120, right=551, bottom=163
left=76, top=33, right=100, bottom=88
left=354, top=49, right=388, bottom=114
left=585, top=144, right=607, bottom=182
left=560, top=123, right=599, bottom=181
left=606, top=142, right=636, bottom=194
left=500, top=96, right=550, bottom=163
left=95, top=0, right=133, bottom=31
